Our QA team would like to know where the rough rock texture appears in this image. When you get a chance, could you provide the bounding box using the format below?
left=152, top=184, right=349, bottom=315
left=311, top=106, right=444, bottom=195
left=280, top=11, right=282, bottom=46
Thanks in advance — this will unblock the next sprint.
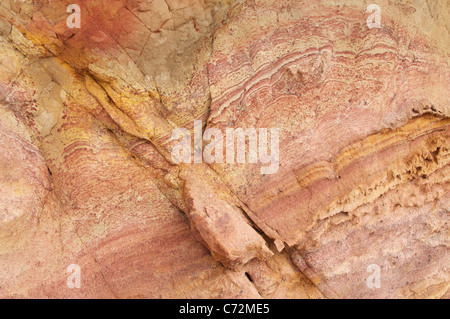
left=0, top=0, right=448, bottom=298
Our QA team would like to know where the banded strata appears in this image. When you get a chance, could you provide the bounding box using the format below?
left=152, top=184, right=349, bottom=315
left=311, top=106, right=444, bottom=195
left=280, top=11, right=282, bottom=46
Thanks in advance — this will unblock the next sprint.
left=0, top=0, right=448, bottom=298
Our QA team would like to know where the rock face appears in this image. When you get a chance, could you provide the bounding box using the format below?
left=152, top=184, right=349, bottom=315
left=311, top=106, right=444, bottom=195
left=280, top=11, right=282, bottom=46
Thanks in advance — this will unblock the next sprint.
left=0, top=0, right=448, bottom=299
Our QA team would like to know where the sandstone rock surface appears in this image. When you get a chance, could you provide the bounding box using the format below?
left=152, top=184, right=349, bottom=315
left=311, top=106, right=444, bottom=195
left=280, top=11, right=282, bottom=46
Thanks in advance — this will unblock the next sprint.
left=0, top=0, right=448, bottom=298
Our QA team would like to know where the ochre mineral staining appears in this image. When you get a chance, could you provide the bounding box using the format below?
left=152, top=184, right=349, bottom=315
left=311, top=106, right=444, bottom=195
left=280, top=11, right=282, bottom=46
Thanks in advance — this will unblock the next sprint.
left=0, top=0, right=448, bottom=298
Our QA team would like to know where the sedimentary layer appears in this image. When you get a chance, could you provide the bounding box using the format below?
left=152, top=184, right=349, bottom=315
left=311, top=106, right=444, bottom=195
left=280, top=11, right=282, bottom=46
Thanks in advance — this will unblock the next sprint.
left=0, top=0, right=448, bottom=298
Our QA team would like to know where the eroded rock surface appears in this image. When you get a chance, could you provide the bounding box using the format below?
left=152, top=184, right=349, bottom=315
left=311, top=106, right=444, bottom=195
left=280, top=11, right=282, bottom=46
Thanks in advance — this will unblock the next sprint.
left=0, top=0, right=448, bottom=298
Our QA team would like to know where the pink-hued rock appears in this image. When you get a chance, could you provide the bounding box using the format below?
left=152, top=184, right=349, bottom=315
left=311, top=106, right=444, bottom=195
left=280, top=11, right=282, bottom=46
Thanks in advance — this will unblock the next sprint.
left=0, top=0, right=448, bottom=298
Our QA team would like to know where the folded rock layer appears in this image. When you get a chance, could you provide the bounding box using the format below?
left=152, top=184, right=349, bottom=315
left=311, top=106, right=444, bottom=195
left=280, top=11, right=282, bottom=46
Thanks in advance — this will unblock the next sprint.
left=0, top=0, right=448, bottom=298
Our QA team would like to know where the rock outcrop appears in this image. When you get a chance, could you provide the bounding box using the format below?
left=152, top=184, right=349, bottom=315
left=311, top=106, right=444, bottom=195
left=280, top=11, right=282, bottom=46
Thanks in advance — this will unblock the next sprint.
left=0, top=0, right=448, bottom=298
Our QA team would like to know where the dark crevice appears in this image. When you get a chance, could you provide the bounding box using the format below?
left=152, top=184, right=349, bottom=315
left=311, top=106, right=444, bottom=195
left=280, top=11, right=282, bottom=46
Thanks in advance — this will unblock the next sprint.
left=244, top=272, right=253, bottom=283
